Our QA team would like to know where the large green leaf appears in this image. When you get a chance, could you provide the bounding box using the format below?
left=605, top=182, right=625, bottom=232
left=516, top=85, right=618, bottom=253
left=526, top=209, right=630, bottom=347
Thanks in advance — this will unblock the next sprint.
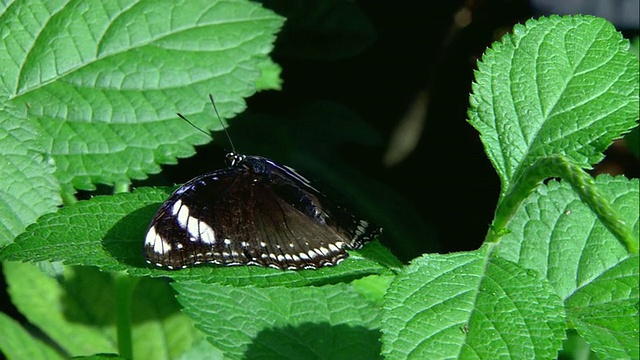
left=0, top=0, right=284, bottom=196
left=3, top=262, right=118, bottom=356
left=468, top=15, right=639, bottom=197
left=566, top=256, right=639, bottom=360
left=0, top=311, right=64, bottom=360
left=3, top=262, right=205, bottom=359
left=381, top=244, right=566, bottom=359
left=174, top=281, right=381, bottom=360
left=495, top=175, right=639, bottom=359
left=496, top=176, right=639, bottom=299
left=0, top=111, right=60, bottom=246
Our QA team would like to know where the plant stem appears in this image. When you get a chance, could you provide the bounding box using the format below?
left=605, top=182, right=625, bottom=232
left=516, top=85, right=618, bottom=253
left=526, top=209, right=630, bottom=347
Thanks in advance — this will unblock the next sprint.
left=114, top=182, right=131, bottom=194
left=487, top=156, right=638, bottom=254
left=115, top=273, right=139, bottom=359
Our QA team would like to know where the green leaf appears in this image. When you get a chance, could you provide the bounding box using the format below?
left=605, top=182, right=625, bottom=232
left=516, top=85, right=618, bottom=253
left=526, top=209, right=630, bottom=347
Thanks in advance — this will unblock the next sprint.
left=629, top=36, right=639, bottom=60
left=468, top=15, right=639, bottom=197
left=255, top=58, right=282, bottom=91
left=566, top=256, right=639, bottom=360
left=494, top=175, right=639, bottom=358
left=175, top=340, right=225, bottom=360
left=0, top=188, right=391, bottom=287
left=0, top=188, right=166, bottom=271
left=351, top=274, right=394, bottom=306
left=0, top=111, right=61, bottom=246
left=173, top=281, right=381, bottom=360
left=496, top=175, right=639, bottom=299
left=490, top=157, right=638, bottom=252
left=381, top=244, right=566, bottom=359
left=128, top=275, right=205, bottom=360
left=71, top=355, right=123, bottom=360
left=0, top=311, right=64, bottom=360
left=0, top=0, right=284, bottom=194
left=3, top=262, right=118, bottom=356
left=3, top=262, right=204, bottom=359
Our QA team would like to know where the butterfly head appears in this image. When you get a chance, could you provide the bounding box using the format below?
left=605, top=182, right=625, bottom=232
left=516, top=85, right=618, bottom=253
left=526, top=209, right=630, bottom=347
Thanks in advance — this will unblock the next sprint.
left=226, top=152, right=245, bottom=167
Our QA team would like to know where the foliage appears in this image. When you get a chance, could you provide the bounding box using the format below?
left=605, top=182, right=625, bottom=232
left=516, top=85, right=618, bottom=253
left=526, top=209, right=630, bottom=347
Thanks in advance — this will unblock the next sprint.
left=0, top=3, right=637, bottom=360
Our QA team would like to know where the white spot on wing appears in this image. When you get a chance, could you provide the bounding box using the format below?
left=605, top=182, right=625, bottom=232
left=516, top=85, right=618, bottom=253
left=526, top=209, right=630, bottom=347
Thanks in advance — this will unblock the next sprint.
left=147, top=226, right=172, bottom=253
left=176, top=202, right=190, bottom=227
left=172, top=199, right=182, bottom=215
left=198, top=221, right=216, bottom=245
left=160, top=238, right=171, bottom=253
left=145, top=226, right=157, bottom=247
left=186, top=216, right=201, bottom=241
left=175, top=202, right=216, bottom=245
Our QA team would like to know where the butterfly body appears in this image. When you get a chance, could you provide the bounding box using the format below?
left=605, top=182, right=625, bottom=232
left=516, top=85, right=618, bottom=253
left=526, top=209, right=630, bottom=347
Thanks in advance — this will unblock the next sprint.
left=144, top=152, right=379, bottom=270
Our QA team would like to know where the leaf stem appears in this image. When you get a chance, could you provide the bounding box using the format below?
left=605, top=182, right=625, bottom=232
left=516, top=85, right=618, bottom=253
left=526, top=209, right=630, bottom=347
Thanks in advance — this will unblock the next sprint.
left=487, top=156, right=638, bottom=254
left=114, top=182, right=131, bottom=194
left=61, top=191, right=77, bottom=206
left=115, top=273, right=139, bottom=359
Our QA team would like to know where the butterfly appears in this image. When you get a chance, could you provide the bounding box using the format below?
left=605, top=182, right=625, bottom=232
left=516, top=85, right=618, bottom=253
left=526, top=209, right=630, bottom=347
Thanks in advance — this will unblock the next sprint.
left=144, top=97, right=380, bottom=270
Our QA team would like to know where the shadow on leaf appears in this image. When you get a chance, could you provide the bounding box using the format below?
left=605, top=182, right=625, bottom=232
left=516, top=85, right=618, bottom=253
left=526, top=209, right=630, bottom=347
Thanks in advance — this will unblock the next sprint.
left=102, top=203, right=161, bottom=269
left=244, top=322, right=382, bottom=360
left=60, top=266, right=181, bottom=325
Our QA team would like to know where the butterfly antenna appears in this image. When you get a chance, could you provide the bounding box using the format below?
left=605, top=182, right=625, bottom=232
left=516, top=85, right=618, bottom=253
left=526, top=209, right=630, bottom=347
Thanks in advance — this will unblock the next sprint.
left=209, top=94, right=236, bottom=153
left=176, top=113, right=210, bottom=137
left=176, top=94, right=237, bottom=153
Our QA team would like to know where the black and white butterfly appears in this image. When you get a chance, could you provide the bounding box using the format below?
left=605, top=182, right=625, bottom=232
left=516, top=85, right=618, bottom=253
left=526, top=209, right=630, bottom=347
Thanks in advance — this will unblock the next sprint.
left=144, top=98, right=380, bottom=270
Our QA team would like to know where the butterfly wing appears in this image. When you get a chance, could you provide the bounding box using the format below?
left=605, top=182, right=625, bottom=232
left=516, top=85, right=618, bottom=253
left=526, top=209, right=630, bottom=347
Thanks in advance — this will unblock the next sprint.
left=252, top=156, right=380, bottom=249
left=144, top=155, right=380, bottom=270
left=144, top=167, right=246, bottom=269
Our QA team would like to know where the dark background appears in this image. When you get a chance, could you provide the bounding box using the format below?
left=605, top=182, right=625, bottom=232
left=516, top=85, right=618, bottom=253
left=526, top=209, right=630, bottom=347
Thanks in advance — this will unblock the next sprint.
left=162, top=0, right=640, bottom=261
